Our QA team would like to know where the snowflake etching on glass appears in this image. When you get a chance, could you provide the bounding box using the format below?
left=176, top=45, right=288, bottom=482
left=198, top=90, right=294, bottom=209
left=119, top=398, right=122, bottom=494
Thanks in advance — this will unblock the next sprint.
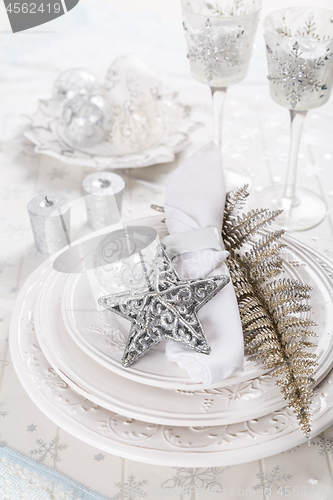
left=206, top=0, right=247, bottom=17
left=183, top=18, right=244, bottom=83
left=266, top=42, right=332, bottom=108
left=280, top=20, right=330, bottom=41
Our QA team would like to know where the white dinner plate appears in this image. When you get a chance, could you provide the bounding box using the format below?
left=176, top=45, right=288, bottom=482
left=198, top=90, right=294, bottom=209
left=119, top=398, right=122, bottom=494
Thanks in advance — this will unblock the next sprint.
left=35, top=266, right=286, bottom=426
left=34, top=215, right=333, bottom=426
left=61, top=216, right=333, bottom=391
left=9, top=255, right=333, bottom=466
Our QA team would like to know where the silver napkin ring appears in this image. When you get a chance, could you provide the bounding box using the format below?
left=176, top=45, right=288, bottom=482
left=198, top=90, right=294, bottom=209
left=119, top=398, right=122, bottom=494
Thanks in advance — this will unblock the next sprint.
left=163, top=227, right=225, bottom=258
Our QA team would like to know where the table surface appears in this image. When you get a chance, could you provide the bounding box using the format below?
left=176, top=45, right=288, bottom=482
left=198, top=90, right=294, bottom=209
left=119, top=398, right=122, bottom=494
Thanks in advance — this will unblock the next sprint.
left=1, top=1, right=333, bottom=499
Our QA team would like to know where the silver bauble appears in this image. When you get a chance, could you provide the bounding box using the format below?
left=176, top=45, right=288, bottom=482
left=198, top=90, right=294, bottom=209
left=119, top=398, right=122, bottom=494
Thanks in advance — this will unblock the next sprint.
left=59, top=94, right=114, bottom=148
left=53, top=68, right=99, bottom=102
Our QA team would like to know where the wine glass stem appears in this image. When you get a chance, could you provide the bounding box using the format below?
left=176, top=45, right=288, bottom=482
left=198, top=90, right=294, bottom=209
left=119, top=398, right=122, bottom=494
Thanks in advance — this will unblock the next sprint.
left=211, top=87, right=227, bottom=150
left=283, top=109, right=307, bottom=201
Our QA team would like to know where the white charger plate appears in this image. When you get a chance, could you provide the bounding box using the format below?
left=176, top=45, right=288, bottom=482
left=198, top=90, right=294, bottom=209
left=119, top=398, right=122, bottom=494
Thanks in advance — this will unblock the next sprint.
left=61, top=217, right=333, bottom=391
left=9, top=257, right=333, bottom=466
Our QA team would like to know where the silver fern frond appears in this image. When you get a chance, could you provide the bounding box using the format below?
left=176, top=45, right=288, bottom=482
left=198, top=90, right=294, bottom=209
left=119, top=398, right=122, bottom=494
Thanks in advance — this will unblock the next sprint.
left=223, top=208, right=282, bottom=250
left=223, top=185, right=317, bottom=438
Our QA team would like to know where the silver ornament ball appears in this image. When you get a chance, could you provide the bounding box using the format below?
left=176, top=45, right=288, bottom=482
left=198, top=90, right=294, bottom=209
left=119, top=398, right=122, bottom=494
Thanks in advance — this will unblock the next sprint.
left=53, top=68, right=99, bottom=102
left=59, top=94, right=114, bottom=148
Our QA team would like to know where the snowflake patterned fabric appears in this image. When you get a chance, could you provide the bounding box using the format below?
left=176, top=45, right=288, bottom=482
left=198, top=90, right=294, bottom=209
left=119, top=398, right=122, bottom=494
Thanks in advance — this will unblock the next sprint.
left=29, top=437, right=68, bottom=464
left=253, top=465, right=293, bottom=495
left=114, top=475, right=148, bottom=500
left=161, top=467, right=227, bottom=498
left=311, top=433, right=333, bottom=456
left=0, top=403, right=7, bottom=418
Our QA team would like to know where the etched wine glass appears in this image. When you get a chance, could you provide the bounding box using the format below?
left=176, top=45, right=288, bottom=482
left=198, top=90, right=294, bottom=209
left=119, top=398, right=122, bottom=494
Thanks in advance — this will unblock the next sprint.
left=253, top=7, right=333, bottom=231
left=181, top=0, right=262, bottom=188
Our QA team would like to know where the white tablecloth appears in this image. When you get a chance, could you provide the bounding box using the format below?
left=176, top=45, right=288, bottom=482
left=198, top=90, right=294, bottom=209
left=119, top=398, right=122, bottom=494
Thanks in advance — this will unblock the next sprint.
left=1, top=1, right=333, bottom=498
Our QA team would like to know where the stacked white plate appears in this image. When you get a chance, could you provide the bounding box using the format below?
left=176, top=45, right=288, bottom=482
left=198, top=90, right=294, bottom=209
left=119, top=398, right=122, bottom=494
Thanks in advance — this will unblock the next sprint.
left=9, top=216, right=333, bottom=466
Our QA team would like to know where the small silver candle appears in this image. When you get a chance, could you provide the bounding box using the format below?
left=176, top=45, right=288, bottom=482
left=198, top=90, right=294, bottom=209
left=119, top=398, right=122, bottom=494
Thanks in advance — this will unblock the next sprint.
left=28, top=193, right=70, bottom=254
left=82, top=172, right=125, bottom=231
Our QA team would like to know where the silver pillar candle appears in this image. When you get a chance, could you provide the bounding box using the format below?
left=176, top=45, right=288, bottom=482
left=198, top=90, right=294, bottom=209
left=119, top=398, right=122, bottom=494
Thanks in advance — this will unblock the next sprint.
left=28, top=193, right=70, bottom=254
left=82, top=172, right=125, bottom=231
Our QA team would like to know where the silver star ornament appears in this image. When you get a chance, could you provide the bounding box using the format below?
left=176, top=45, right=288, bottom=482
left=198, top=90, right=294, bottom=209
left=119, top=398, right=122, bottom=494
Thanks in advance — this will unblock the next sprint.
left=98, top=244, right=229, bottom=367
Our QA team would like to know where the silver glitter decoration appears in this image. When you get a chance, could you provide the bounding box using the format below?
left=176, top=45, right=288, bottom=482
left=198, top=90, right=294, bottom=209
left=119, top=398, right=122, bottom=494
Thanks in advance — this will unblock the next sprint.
left=53, top=68, right=99, bottom=103
left=82, top=172, right=125, bottom=231
left=27, top=193, right=70, bottom=254
left=99, top=244, right=229, bottom=367
left=183, top=18, right=244, bottom=82
left=59, top=94, right=114, bottom=148
left=266, top=42, right=332, bottom=109
left=182, top=0, right=261, bottom=87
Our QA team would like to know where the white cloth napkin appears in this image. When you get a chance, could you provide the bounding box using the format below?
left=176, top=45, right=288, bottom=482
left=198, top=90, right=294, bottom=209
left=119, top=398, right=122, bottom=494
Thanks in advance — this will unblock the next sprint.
left=164, top=142, right=244, bottom=385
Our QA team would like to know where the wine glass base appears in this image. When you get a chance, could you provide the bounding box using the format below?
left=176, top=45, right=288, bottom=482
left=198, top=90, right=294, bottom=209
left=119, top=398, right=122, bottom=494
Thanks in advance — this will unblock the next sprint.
left=224, top=167, right=252, bottom=192
left=252, top=186, right=327, bottom=231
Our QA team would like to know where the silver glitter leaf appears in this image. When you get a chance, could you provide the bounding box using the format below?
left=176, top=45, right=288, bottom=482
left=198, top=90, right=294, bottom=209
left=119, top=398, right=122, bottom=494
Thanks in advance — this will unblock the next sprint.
left=223, top=185, right=317, bottom=438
